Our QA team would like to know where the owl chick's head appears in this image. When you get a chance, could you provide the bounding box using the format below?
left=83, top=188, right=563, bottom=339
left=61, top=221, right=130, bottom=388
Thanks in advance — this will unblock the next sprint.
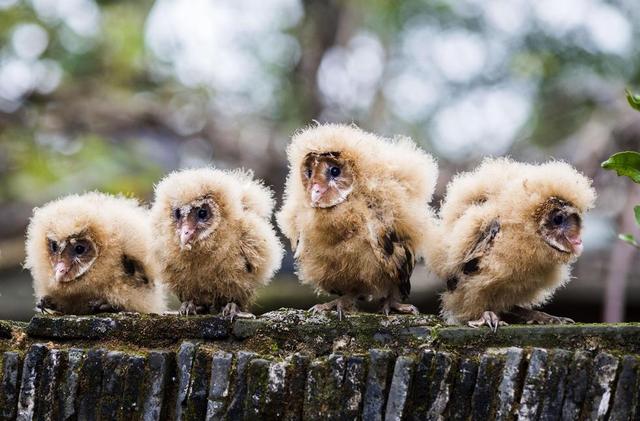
left=25, top=193, right=111, bottom=286
left=505, top=161, right=596, bottom=261
left=152, top=168, right=244, bottom=250
left=301, top=151, right=354, bottom=208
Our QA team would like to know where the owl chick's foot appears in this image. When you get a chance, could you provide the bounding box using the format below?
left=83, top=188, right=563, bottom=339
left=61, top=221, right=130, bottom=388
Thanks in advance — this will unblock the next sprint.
left=510, top=306, right=574, bottom=325
left=179, top=300, right=209, bottom=316
left=221, top=302, right=255, bottom=321
left=468, top=311, right=507, bottom=333
left=36, top=296, right=60, bottom=314
left=310, top=296, right=355, bottom=321
left=379, top=298, right=419, bottom=316
left=88, top=299, right=121, bottom=314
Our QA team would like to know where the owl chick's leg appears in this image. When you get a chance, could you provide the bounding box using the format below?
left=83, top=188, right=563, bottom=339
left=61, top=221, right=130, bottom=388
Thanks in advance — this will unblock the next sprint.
left=379, top=297, right=419, bottom=316
left=36, top=296, right=60, bottom=314
left=468, top=311, right=507, bottom=333
left=179, top=300, right=209, bottom=316
left=310, top=295, right=356, bottom=321
left=221, top=302, right=255, bottom=321
left=88, top=299, right=122, bottom=314
left=508, top=306, right=574, bottom=325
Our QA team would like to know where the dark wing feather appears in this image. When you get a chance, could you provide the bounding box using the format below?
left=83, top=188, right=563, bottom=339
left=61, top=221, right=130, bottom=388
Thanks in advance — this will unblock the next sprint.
left=460, top=218, right=500, bottom=276
left=121, top=255, right=150, bottom=286
left=370, top=224, right=416, bottom=300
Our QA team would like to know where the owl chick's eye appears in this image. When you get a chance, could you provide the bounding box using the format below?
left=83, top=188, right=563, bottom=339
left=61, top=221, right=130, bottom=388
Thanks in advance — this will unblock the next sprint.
left=330, top=166, right=341, bottom=177
left=305, top=168, right=312, bottom=178
left=197, top=208, right=208, bottom=220
left=174, top=209, right=181, bottom=220
left=74, top=244, right=86, bottom=255
left=49, top=240, right=58, bottom=253
left=552, top=213, right=565, bottom=226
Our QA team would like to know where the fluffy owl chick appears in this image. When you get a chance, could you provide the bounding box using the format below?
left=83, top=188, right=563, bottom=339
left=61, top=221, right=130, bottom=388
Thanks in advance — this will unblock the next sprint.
left=25, top=192, right=166, bottom=315
left=277, top=123, right=438, bottom=318
left=435, top=158, right=596, bottom=331
left=150, top=168, right=283, bottom=318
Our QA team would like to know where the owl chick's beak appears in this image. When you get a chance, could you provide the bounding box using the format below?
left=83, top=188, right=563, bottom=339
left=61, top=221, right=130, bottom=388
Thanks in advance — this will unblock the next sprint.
left=567, top=235, right=583, bottom=255
left=54, top=262, right=69, bottom=283
left=180, top=226, right=196, bottom=248
left=311, top=184, right=327, bottom=205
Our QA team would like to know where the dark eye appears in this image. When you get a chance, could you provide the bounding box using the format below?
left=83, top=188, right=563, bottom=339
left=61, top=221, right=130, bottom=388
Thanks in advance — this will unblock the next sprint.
left=330, top=166, right=341, bottom=177
left=49, top=240, right=58, bottom=253
left=74, top=244, right=86, bottom=255
left=305, top=168, right=312, bottom=178
left=552, top=213, right=565, bottom=226
left=197, top=208, right=208, bottom=220
left=174, top=209, right=181, bottom=220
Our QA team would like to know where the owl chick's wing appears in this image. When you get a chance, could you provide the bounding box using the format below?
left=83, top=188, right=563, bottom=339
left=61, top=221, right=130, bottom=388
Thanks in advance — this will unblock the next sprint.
left=367, top=216, right=416, bottom=299
left=121, top=255, right=151, bottom=287
left=446, top=218, right=500, bottom=292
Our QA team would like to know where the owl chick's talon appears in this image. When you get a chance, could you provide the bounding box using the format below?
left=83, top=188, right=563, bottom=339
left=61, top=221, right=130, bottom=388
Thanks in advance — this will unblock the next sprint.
left=468, top=311, right=506, bottom=333
left=88, top=299, right=121, bottom=314
left=309, top=297, right=355, bottom=320
left=222, top=302, right=255, bottom=321
left=179, top=300, right=208, bottom=316
left=36, top=296, right=59, bottom=314
left=379, top=299, right=419, bottom=316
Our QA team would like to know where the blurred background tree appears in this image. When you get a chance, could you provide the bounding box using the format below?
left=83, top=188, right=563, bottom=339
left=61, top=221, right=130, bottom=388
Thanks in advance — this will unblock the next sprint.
left=1, top=0, right=639, bottom=321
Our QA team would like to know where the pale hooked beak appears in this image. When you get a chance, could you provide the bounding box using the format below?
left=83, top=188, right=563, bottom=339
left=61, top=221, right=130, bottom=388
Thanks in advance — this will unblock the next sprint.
left=180, top=226, right=196, bottom=247
left=567, top=236, right=583, bottom=255
left=54, top=262, right=69, bottom=283
left=311, top=183, right=327, bottom=204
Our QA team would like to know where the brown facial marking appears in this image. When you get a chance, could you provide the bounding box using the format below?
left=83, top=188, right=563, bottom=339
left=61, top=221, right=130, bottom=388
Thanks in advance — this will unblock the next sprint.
left=173, top=196, right=219, bottom=248
left=301, top=152, right=354, bottom=208
left=536, top=197, right=583, bottom=256
left=47, top=234, right=97, bottom=283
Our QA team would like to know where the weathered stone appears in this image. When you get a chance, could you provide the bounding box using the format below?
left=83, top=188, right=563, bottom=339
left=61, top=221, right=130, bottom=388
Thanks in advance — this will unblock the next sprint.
left=517, top=348, right=548, bottom=420
left=225, top=351, right=257, bottom=420
left=265, top=361, right=286, bottom=419
left=362, top=349, right=393, bottom=421
left=244, top=358, right=271, bottom=419
left=232, top=318, right=266, bottom=339
left=121, top=355, right=147, bottom=419
left=341, top=355, right=366, bottom=420
left=303, top=353, right=347, bottom=420
left=185, top=349, right=212, bottom=420
left=59, top=348, right=85, bottom=420
left=16, top=343, right=48, bottom=421
left=77, top=348, right=106, bottom=420
left=0, top=321, right=14, bottom=339
left=34, top=348, right=63, bottom=420
left=538, top=349, right=572, bottom=421
left=28, top=313, right=230, bottom=344
left=99, top=351, right=126, bottom=419
left=445, top=357, right=478, bottom=421
left=28, top=315, right=117, bottom=339
left=384, top=355, right=416, bottom=421
left=206, top=351, right=234, bottom=421
left=583, top=352, right=619, bottom=420
left=407, top=349, right=435, bottom=419
left=142, top=350, right=171, bottom=421
left=470, top=351, right=504, bottom=420
left=0, top=352, right=22, bottom=420
left=495, top=347, right=524, bottom=420
left=174, top=341, right=197, bottom=421
left=561, top=350, right=592, bottom=421
left=282, top=353, right=309, bottom=421
left=609, top=355, right=639, bottom=421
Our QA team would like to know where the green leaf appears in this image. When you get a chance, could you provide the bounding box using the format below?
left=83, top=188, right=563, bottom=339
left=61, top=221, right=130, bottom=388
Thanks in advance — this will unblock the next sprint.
left=619, top=233, right=640, bottom=248
left=601, top=151, right=640, bottom=183
left=626, top=89, right=640, bottom=111
left=635, top=205, right=640, bottom=227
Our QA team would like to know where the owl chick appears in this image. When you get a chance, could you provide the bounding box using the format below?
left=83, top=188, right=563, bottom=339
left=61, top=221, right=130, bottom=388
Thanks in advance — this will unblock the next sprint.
left=277, top=123, right=439, bottom=318
left=25, top=192, right=166, bottom=315
left=150, top=168, right=283, bottom=318
left=432, top=158, right=596, bottom=331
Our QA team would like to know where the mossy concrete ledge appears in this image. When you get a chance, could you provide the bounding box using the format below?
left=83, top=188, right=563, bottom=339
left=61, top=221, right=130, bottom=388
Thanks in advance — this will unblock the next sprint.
left=1, top=310, right=640, bottom=419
